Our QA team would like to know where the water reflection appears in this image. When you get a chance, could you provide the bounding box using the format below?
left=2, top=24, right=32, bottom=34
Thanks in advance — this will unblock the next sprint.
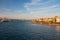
left=55, top=26, right=60, bottom=40
left=0, top=21, right=60, bottom=40
left=46, top=25, right=60, bottom=40
left=46, top=24, right=60, bottom=32
left=55, top=26, right=60, bottom=32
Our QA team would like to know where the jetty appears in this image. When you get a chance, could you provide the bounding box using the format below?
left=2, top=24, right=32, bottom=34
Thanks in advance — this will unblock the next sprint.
left=0, top=17, right=10, bottom=22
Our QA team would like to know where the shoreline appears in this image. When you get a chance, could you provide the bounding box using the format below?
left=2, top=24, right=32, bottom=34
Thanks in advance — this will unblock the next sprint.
left=33, top=23, right=60, bottom=26
left=32, top=21, right=60, bottom=26
left=46, top=24, right=60, bottom=26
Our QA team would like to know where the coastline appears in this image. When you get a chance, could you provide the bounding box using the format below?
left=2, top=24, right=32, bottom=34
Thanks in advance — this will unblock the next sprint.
left=32, top=16, right=60, bottom=26
left=32, top=21, right=60, bottom=26
left=46, top=23, right=60, bottom=26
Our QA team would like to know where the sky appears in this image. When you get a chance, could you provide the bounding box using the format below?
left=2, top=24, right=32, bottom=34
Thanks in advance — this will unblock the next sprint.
left=0, top=0, right=60, bottom=19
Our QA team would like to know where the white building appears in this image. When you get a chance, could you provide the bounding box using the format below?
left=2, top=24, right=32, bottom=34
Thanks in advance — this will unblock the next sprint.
left=54, top=16, right=60, bottom=23
left=56, top=17, right=60, bottom=22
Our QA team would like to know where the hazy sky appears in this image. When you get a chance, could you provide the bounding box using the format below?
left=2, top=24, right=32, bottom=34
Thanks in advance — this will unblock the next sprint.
left=0, top=0, right=60, bottom=19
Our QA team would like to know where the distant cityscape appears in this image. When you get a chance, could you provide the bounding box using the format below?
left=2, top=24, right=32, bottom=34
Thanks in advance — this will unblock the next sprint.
left=32, top=16, right=60, bottom=25
left=0, top=16, right=60, bottom=24
left=0, top=17, right=32, bottom=22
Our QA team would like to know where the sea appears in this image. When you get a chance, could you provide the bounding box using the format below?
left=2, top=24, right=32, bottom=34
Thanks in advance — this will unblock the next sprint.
left=0, top=20, right=60, bottom=40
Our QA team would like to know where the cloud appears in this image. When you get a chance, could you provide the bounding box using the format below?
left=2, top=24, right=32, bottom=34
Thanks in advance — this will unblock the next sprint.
left=25, top=0, right=59, bottom=12
left=32, top=0, right=41, bottom=4
left=24, top=0, right=60, bottom=18
left=1, top=8, right=11, bottom=12
left=14, top=10, right=23, bottom=13
left=0, top=0, right=60, bottom=19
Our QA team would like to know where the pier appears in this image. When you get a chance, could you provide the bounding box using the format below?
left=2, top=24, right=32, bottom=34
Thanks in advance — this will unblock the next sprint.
left=0, top=17, right=10, bottom=22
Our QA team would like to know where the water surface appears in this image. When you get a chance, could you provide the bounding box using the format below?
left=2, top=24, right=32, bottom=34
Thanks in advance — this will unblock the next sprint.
left=0, top=20, right=60, bottom=40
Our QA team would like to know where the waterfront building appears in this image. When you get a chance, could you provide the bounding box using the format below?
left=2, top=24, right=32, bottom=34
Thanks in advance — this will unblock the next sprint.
left=55, top=16, right=60, bottom=23
left=47, top=18, right=53, bottom=23
left=48, top=16, right=60, bottom=23
left=38, top=18, right=43, bottom=22
left=32, top=16, right=60, bottom=24
left=43, top=18, right=48, bottom=22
